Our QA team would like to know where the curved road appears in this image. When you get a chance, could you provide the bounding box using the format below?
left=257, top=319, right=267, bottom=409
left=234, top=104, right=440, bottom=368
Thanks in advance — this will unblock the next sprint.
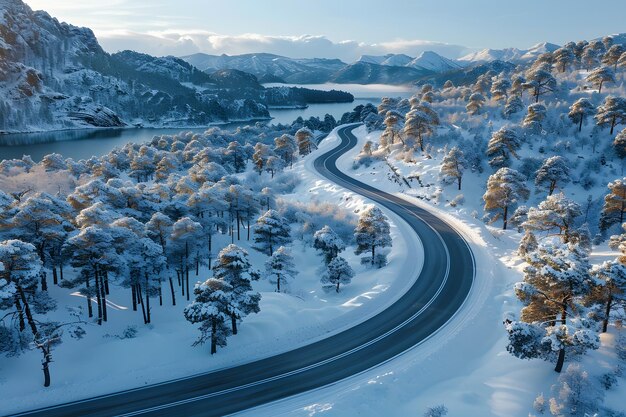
left=9, top=124, right=474, bottom=417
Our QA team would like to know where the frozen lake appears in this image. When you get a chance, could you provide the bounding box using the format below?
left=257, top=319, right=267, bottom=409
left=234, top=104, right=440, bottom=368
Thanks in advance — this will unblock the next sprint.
left=0, top=84, right=415, bottom=162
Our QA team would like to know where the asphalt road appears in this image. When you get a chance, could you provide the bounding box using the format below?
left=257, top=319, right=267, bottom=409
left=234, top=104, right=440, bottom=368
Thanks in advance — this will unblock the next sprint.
left=9, top=124, right=475, bottom=417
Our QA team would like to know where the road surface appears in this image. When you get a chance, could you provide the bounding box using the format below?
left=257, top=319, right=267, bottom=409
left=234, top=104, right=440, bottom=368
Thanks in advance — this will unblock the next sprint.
left=10, top=124, right=474, bottom=417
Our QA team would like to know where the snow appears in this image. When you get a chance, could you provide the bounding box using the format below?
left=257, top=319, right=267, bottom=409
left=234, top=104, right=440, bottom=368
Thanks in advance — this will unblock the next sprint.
left=0, top=126, right=425, bottom=414
left=239, top=126, right=626, bottom=417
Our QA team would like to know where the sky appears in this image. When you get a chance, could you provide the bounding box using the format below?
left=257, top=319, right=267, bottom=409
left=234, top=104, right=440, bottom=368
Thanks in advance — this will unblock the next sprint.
left=24, top=0, right=626, bottom=61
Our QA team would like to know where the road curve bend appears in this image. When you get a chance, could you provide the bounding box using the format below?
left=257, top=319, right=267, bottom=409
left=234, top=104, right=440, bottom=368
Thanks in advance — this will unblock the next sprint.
left=9, top=124, right=474, bottom=417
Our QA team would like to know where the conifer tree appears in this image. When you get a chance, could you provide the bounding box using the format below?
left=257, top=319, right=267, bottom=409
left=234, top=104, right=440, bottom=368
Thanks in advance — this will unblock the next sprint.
left=568, top=98, right=595, bottom=132
left=535, top=156, right=570, bottom=196
left=264, top=246, right=297, bottom=292
left=440, top=146, right=467, bottom=190
left=483, top=168, right=530, bottom=230
left=354, top=206, right=392, bottom=267
left=487, top=127, right=521, bottom=168
left=599, top=178, right=626, bottom=231
left=253, top=210, right=291, bottom=256
left=586, top=66, right=615, bottom=93
left=321, top=256, right=354, bottom=293
left=313, top=225, right=346, bottom=265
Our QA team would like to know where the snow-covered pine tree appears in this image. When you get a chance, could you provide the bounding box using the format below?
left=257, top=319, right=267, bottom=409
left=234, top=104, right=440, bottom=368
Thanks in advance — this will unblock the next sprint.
left=296, top=127, right=315, bottom=156
left=224, top=141, right=247, bottom=173
left=490, top=78, right=511, bottom=103
left=595, top=96, right=626, bottom=135
left=465, top=92, right=486, bottom=115
left=518, top=231, right=538, bottom=256
left=212, top=244, right=260, bottom=334
left=523, top=193, right=581, bottom=242
left=603, top=44, right=625, bottom=70
left=535, top=156, right=571, bottom=196
left=440, top=146, right=467, bottom=190
left=585, top=66, right=615, bottom=93
left=252, top=209, right=291, bottom=256
left=523, top=63, right=557, bottom=103
left=503, top=95, right=524, bottom=119
left=483, top=168, right=530, bottom=230
left=553, top=46, right=576, bottom=72
left=613, top=128, right=626, bottom=159
left=321, top=256, right=354, bottom=293
left=487, top=127, right=521, bottom=168
left=589, top=259, right=626, bottom=333
left=264, top=246, right=297, bottom=292
left=252, top=143, right=273, bottom=175
left=183, top=278, right=232, bottom=354
left=510, top=239, right=598, bottom=372
left=380, top=111, right=403, bottom=149
left=170, top=217, right=204, bottom=301
left=599, top=178, right=626, bottom=232
left=547, top=364, right=603, bottom=417
left=354, top=206, right=392, bottom=267
left=523, top=103, right=547, bottom=134
left=313, top=225, right=346, bottom=264
left=273, top=134, right=297, bottom=167
left=568, top=98, right=595, bottom=132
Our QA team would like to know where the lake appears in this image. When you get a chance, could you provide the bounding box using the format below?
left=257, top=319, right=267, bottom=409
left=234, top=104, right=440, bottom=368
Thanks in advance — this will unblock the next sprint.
left=0, top=84, right=416, bottom=162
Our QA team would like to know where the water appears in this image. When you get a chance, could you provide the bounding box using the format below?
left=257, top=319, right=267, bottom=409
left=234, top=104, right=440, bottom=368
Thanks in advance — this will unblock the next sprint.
left=0, top=83, right=416, bottom=162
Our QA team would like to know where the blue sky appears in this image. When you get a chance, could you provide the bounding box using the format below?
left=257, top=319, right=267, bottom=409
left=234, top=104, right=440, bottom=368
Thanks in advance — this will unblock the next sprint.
left=25, top=0, right=626, bottom=61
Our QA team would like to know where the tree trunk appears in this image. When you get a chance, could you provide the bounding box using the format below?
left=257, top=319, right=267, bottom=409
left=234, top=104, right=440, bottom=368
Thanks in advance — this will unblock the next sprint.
left=137, top=283, right=147, bottom=324
left=371, top=245, right=376, bottom=266
left=555, top=348, right=565, bottom=373
left=549, top=181, right=556, bottom=196
left=131, top=281, right=137, bottom=311
left=169, top=277, right=176, bottom=306
left=186, top=265, right=190, bottom=301
left=85, top=273, right=93, bottom=318
left=18, top=285, right=51, bottom=387
left=277, top=275, right=280, bottom=292
left=336, top=281, right=340, bottom=293
left=14, top=293, right=25, bottom=332
left=40, top=271, right=47, bottom=292
left=611, top=116, right=616, bottom=135
left=231, top=313, right=238, bottom=335
left=145, top=274, right=151, bottom=324
left=502, top=205, right=509, bottom=230
left=458, top=176, right=462, bottom=190
left=578, top=115, right=583, bottom=132
left=236, top=212, right=240, bottom=241
left=99, top=271, right=108, bottom=323
left=94, top=268, right=103, bottom=326
left=159, top=284, right=163, bottom=306
left=247, top=218, right=251, bottom=241
left=603, top=292, right=613, bottom=333
left=210, top=319, right=217, bottom=355
left=52, top=267, right=58, bottom=286
left=104, top=271, right=110, bottom=295
left=59, top=262, right=64, bottom=281
left=598, top=80, right=603, bottom=94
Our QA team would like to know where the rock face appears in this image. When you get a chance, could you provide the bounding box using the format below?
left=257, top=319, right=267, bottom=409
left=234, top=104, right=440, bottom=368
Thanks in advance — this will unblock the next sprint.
left=0, top=0, right=269, bottom=132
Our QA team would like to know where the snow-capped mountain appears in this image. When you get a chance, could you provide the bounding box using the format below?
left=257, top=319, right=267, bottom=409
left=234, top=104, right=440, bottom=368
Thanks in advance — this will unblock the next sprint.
left=0, top=0, right=269, bottom=132
left=181, top=53, right=346, bottom=84
left=356, top=51, right=461, bottom=73
left=458, top=42, right=560, bottom=63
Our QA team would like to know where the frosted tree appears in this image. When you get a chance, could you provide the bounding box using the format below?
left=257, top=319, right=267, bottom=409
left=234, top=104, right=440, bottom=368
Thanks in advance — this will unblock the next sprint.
left=510, top=75, right=526, bottom=98
left=0, top=240, right=58, bottom=387
left=553, top=46, right=576, bottom=72
left=264, top=246, right=297, bottom=292
left=252, top=143, right=273, bottom=175
left=581, top=43, right=601, bottom=70
left=274, top=134, right=297, bottom=168
left=618, top=51, right=626, bottom=71
left=224, top=141, right=247, bottom=173
left=380, top=111, right=404, bottom=148
left=321, top=256, right=354, bottom=293
left=602, top=44, right=625, bottom=70
left=313, top=225, right=346, bottom=264
left=523, top=103, right=547, bottom=133
left=41, top=153, right=67, bottom=172
left=440, top=146, right=467, bottom=190
left=586, top=66, right=615, bottom=93
left=404, top=109, right=432, bottom=151
left=296, top=127, right=315, bottom=156
left=487, top=127, right=521, bottom=169
left=613, top=128, right=626, bottom=159
left=146, top=212, right=178, bottom=305
left=170, top=218, right=204, bottom=301
left=490, top=78, right=511, bottom=103
left=253, top=210, right=291, bottom=256
left=568, top=98, right=595, bottom=132
left=508, top=240, right=598, bottom=372
left=599, top=178, right=626, bottom=231
left=212, top=244, right=260, bottom=334
left=523, top=193, right=582, bottom=242
left=183, top=278, right=232, bottom=354
left=595, top=96, right=626, bottom=135
left=465, top=92, right=486, bottom=115
left=503, top=95, right=524, bottom=118
left=523, top=63, right=557, bottom=103
left=547, top=364, right=603, bottom=417
left=483, top=168, right=530, bottom=230
left=518, top=231, right=538, bottom=256
left=354, top=206, right=392, bottom=267
left=589, top=260, right=626, bottom=333
left=535, top=156, right=571, bottom=196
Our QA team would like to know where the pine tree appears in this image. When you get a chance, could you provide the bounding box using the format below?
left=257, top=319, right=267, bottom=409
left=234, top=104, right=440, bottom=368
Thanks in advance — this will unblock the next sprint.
left=170, top=218, right=204, bottom=301
left=599, top=178, right=626, bottom=231
left=321, top=256, right=355, bottom=293
left=313, top=225, right=346, bottom=265
left=523, top=63, right=557, bottom=103
left=264, top=246, right=297, bottom=292
left=509, top=240, right=598, bottom=372
left=296, top=128, right=315, bottom=156
left=465, top=92, right=486, bottom=115
left=212, top=244, right=260, bottom=334
left=503, top=95, right=524, bottom=118
left=0, top=240, right=56, bottom=386
left=380, top=111, right=403, bottom=148
left=568, top=98, right=595, bottom=132
left=614, top=128, right=626, bottom=159
left=586, top=66, right=615, bottom=93
left=523, top=103, right=547, bottom=133
left=553, top=46, right=576, bottom=72
left=589, top=259, right=626, bottom=333
left=518, top=231, right=538, bottom=256
left=252, top=143, right=273, bottom=175
left=490, top=78, right=511, bottom=103
left=535, top=156, right=571, bottom=196
left=183, top=278, right=232, bottom=354
left=404, top=108, right=433, bottom=152
left=273, top=134, right=297, bottom=167
left=523, top=193, right=581, bottom=242
left=253, top=210, right=291, bottom=256
left=483, top=168, right=530, bottom=230
left=595, top=96, right=626, bottom=135
left=602, top=44, right=625, bottom=70
left=354, top=206, right=392, bottom=267
left=440, top=146, right=467, bottom=190
left=487, top=127, right=521, bottom=168
left=547, top=364, right=603, bottom=417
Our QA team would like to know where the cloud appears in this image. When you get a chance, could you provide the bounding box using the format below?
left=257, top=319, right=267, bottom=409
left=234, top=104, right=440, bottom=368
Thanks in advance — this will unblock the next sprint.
left=96, top=30, right=473, bottom=62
